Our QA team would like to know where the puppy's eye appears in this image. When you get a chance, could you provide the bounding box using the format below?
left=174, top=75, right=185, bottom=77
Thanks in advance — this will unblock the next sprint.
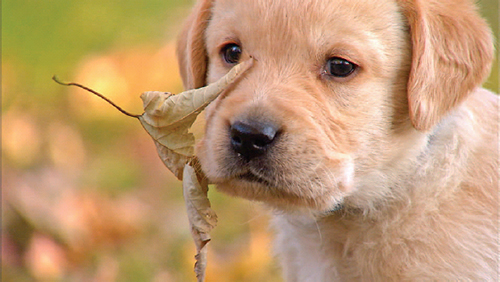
left=325, top=57, right=357, bottom=78
left=221, top=43, right=242, bottom=65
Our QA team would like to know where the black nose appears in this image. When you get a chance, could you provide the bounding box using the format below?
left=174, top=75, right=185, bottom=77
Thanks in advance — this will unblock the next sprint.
left=230, top=120, right=279, bottom=161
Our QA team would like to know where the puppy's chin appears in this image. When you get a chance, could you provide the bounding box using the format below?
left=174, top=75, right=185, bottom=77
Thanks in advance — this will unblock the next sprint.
left=214, top=178, right=348, bottom=213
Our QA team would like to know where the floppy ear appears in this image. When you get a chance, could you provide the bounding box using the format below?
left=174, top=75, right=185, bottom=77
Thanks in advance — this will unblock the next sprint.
left=176, top=0, right=214, bottom=90
left=398, top=0, right=494, bottom=131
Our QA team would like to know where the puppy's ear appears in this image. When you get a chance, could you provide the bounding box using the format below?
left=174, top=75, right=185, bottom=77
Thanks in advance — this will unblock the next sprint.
left=398, top=0, right=494, bottom=131
left=176, top=0, right=213, bottom=90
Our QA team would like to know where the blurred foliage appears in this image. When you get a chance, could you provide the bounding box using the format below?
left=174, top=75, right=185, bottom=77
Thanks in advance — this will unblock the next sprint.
left=1, top=0, right=498, bottom=281
left=2, top=0, right=280, bottom=281
left=477, top=0, right=499, bottom=92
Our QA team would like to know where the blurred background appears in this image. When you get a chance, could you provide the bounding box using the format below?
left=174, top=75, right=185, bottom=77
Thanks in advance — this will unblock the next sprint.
left=2, top=0, right=498, bottom=281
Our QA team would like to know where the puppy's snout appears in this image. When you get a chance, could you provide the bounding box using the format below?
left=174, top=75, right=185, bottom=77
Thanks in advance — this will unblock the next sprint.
left=230, top=120, right=279, bottom=161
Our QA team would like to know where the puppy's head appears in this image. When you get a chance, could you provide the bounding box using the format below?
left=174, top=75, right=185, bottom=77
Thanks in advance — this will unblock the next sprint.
left=177, top=0, right=493, bottom=212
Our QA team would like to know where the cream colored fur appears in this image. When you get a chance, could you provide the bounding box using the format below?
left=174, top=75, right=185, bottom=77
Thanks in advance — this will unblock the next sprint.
left=176, top=0, right=499, bottom=280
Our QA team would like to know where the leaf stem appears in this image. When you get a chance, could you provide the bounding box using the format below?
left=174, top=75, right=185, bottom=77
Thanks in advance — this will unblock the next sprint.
left=52, top=75, right=141, bottom=118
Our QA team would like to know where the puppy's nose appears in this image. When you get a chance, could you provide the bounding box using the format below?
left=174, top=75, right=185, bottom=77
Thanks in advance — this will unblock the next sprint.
left=230, top=120, right=279, bottom=161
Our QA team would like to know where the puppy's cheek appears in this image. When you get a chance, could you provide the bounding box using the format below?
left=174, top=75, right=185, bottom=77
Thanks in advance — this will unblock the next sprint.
left=203, top=102, right=217, bottom=124
left=309, top=158, right=355, bottom=211
left=337, top=158, right=355, bottom=193
left=196, top=120, right=227, bottom=178
left=196, top=113, right=233, bottom=181
left=195, top=139, right=212, bottom=176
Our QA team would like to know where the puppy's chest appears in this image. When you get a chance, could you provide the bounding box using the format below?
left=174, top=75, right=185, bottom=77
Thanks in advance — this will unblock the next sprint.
left=273, top=214, right=363, bottom=281
left=273, top=213, right=411, bottom=281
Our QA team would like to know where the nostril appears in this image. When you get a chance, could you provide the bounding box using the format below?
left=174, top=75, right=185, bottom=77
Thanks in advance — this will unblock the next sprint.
left=252, top=129, right=275, bottom=149
left=230, top=120, right=279, bottom=160
left=231, top=135, right=243, bottom=146
left=253, top=138, right=268, bottom=149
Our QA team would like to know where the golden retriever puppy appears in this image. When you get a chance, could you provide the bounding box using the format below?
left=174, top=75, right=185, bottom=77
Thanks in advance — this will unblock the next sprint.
left=177, top=0, right=498, bottom=280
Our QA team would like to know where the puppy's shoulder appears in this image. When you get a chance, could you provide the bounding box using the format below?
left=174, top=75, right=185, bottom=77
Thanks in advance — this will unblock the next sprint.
left=459, top=87, right=498, bottom=202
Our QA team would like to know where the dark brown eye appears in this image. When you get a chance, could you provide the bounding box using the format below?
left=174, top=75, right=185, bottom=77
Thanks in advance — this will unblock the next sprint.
left=326, top=57, right=357, bottom=77
left=221, top=43, right=242, bottom=64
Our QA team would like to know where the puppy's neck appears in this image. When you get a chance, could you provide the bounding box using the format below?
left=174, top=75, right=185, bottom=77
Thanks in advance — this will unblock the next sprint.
left=342, top=106, right=476, bottom=218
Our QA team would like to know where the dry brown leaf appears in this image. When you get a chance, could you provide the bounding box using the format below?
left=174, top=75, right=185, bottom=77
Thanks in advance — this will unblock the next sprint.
left=183, top=163, right=217, bottom=282
left=53, top=57, right=254, bottom=282
left=138, top=58, right=254, bottom=179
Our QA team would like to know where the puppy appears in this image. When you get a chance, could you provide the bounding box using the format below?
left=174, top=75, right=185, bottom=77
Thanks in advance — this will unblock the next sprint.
left=177, top=0, right=499, bottom=280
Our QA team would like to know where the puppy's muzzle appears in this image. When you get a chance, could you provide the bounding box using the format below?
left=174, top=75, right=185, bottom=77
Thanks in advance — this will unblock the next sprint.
left=230, top=120, right=280, bottom=161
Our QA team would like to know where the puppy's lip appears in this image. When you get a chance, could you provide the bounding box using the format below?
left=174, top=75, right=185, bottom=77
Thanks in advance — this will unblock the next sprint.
left=236, top=171, right=273, bottom=186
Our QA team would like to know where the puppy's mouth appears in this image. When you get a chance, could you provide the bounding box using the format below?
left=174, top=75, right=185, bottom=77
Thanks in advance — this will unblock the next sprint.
left=198, top=113, right=354, bottom=211
left=236, top=171, right=273, bottom=186
left=203, top=146, right=353, bottom=212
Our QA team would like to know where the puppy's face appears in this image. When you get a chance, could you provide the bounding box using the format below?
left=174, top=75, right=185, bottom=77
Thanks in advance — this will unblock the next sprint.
left=180, top=0, right=493, bottom=212
left=196, top=0, right=411, bottom=212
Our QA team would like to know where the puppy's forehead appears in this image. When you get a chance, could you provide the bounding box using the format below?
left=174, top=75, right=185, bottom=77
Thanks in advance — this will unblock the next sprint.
left=206, top=0, right=404, bottom=58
